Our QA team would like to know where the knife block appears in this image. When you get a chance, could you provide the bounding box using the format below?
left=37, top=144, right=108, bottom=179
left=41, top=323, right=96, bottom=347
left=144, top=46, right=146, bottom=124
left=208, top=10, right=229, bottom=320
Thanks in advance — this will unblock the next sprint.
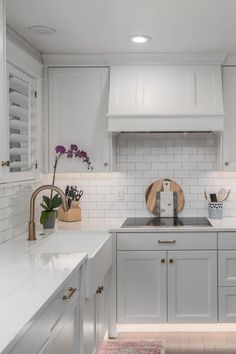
left=58, top=201, right=81, bottom=222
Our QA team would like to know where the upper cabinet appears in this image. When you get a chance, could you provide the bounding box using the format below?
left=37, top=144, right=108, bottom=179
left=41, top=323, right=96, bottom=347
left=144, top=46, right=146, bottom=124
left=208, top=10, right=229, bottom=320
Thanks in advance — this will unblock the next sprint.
left=108, top=65, right=224, bottom=116
left=222, top=67, right=236, bottom=171
left=48, top=67, right=112, bottom=173
left=0, top=40, right=42, bottom=183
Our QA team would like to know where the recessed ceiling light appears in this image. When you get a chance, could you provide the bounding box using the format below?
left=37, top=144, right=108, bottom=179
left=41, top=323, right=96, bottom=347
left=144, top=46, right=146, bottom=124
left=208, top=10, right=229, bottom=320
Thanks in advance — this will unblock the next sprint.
left=128, top=35, right=152, bottom=43
left=28, top=26, right=57, bottom=35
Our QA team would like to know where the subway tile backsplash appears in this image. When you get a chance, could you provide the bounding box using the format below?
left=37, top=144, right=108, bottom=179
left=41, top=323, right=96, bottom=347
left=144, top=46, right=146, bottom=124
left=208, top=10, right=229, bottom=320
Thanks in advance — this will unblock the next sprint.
left=2, top=132, right=236, bottom=245
left=44, top=133, right=236, bottom=221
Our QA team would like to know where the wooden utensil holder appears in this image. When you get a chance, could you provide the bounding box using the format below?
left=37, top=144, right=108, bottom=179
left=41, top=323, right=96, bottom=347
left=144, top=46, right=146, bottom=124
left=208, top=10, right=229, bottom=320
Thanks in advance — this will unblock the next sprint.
left=58, top=201, right=81, bottom=222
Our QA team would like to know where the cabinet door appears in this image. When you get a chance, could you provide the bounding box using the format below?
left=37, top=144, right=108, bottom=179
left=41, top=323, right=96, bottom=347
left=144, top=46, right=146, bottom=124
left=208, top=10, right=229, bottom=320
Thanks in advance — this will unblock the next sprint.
left=219, top=287, right=236, bottom=322
left=219, top=251, right=236, bottom=286
left=84, top=296, right=96, bottom=354
left=39, top=294, right=79, bottom=354
left=168, top=251, right=217, bottom=323
left=117, top=251, right=167, bottom=323
left=222, top=67, right=236, bottom=171
left=48, top=67, right=111, bottom=173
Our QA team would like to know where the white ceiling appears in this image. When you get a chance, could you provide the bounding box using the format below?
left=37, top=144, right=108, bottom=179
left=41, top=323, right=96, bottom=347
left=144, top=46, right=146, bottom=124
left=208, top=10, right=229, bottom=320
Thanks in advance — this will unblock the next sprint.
left=6, top=0, right=236, bottom=54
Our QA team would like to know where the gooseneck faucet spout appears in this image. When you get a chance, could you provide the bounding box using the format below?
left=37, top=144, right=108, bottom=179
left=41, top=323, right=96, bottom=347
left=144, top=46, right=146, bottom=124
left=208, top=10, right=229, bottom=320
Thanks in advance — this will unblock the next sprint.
left=28, top=184, right=68, bottom=241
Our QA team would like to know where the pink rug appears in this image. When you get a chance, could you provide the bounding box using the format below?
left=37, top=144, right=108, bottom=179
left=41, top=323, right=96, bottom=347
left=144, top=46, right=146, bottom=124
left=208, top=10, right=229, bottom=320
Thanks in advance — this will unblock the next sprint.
left=98, top=339, right=165, bottom=354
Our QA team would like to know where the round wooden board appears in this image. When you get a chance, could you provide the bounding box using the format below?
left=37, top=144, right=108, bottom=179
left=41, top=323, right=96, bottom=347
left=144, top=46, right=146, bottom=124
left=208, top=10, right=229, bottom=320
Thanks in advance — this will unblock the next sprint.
left=145, top=178, right=185, bottom=216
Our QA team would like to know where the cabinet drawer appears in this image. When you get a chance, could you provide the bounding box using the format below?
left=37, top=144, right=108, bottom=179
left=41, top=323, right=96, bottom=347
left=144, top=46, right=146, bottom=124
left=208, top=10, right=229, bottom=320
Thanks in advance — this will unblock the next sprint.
left=218, top=251, right=236, bottom=286
left=117, top=232, right=217, bottom=251
left=219, top=287, right=236, bottom=322
left=9, top=272, right=79, bottom=354
left=218, top=232, right=236, bottom=249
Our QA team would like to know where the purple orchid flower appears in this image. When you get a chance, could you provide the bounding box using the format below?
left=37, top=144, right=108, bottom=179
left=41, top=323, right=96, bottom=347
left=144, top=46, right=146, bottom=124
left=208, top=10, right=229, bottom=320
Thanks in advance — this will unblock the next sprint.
left=70, top=144, right=78, bottom=152
left=55, top=145, right=66, bottom=154
left=66, top=149, right=73, bottom=158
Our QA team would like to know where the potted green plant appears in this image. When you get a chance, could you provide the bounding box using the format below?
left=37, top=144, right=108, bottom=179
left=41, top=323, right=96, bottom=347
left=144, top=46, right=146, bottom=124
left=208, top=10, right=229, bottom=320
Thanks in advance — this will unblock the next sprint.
left=40, top=194, right=63, bottom=229
left=40, top=144, right=92, bottom=229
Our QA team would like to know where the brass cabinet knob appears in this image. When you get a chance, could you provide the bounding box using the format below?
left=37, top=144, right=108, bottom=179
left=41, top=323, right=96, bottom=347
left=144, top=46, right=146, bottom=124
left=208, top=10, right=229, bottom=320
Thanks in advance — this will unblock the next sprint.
left=96, top=286, right=104, bottom=294
left=1, top=160, right=10, bottom=167
left=161, top=259, right=165, bottom=263
left=169, top=259, right=174, bottom=263
left=62, top=287, right=77, bottom=300
left=225, top=161, right=229, bottom=166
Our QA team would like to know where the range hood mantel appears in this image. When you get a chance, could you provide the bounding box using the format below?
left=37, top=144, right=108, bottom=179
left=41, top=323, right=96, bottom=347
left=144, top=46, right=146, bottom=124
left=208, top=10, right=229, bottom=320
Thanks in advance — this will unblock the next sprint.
left=107, top=115, right=224, bottom=132
left=107, top=65, right=224, bottom=132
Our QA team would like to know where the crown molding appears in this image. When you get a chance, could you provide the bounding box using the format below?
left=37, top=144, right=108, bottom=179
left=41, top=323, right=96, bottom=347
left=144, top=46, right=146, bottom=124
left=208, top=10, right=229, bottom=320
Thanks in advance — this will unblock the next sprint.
left=43, top=52, right=227, bottom=67
left=223, top=53, right=236, bottom=66
left=42, top=54, right=108, bottom=67
left=6, top=39, right=43, bottom=77
left=103, top=52, right=227, bottom=65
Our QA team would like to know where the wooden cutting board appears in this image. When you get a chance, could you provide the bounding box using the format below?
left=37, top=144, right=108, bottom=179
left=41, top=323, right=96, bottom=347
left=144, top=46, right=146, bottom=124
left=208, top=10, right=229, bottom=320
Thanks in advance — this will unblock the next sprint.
left=146, top=178, right=185, bottom=216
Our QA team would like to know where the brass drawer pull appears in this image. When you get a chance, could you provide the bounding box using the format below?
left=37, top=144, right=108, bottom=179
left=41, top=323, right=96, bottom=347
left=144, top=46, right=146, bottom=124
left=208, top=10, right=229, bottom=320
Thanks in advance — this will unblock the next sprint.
left=96, top=286, right=104, bottom=294
left=161, top=258, right=165, bottom=263
left=1, top=160, right=10, bottom=167
left=169, top=259, right=174, bottom=263
left=158, top=240, right=176, bottom=244
left=62, top=287, right=77, bottom=300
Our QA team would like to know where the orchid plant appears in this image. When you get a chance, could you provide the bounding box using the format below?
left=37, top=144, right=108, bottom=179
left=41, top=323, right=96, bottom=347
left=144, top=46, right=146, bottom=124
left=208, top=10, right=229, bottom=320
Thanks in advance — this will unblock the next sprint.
left=40, top=144, right=93, bottom=226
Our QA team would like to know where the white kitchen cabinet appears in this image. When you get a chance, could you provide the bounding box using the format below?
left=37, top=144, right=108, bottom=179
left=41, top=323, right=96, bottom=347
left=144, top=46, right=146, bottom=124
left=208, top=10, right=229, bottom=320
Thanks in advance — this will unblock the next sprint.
left=219, top=287, right=236, bottom=322
left=222, top=67, right=236, bottom=171
left=95, top=278, right=109, bottom=347
left=84, top=273, right=110, bottom=354
left=48, top=67, right=112, bottom=173
left=219, top=251, right=236, bottom=286
left=168, top=251, right=217, bottom=323
left=116, top=232, right=217, bottom=324
left=38, top=293, right=79, bottom=354
left=9, top=272, right=80, bottom=354
left=117, top=251, right=167, bottom=323
left=108, top=65, right=224, bottom=116
left=218, top=234, right=236, bottom=322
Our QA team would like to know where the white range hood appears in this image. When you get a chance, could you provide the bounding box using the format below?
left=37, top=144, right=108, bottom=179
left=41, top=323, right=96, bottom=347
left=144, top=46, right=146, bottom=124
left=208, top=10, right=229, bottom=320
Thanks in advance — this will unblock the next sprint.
left=107, top=65, right=224, bottom=132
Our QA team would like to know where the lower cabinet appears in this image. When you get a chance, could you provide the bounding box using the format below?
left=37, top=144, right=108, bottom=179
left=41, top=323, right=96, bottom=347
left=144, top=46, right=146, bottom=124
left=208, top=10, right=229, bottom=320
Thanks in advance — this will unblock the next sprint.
left=9, top=273, right=80, bottom=354
left=117, top=250, right=217, bottom=323
left=84, top=271, right=110, bottom=354
left=219, top=287, right=236, bottom=322
left=117, top=251, right=167, bottom=323
left=95, top=281, right=108, bottom=346
left=167, top=251, right=217, bottom=323
left=218, top=250, right=236, bottom=322
left=39, top=294, right=79, bottom=354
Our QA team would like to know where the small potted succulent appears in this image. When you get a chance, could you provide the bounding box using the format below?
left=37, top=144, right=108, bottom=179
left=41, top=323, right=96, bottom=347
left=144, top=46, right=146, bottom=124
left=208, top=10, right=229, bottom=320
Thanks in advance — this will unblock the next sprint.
left=40, top=144, right=92, bottom=229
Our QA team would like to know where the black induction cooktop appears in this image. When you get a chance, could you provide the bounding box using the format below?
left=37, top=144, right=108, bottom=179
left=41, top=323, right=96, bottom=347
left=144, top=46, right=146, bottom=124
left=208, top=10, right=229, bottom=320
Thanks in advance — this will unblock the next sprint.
left=121, top=217, right=212, bottom=228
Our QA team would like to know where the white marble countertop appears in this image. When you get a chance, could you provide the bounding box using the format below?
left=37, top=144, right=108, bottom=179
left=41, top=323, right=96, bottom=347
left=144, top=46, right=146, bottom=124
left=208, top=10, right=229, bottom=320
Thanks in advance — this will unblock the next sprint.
left=0, top=232, right=87, bottom=354
left=2, top=215, right=236, bottom=353
left=57, top=217, right=236, bottom=233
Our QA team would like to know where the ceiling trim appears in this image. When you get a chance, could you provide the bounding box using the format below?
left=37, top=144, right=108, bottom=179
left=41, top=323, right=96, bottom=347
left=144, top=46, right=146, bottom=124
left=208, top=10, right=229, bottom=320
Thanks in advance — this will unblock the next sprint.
left=103, top=52, right=227, bottom=65
left=223, top=54, right=236, bottom=66
left=43, top=52, right=227, bottom=67
left=6, top=39, right=43, bottom=77
left=42, top=54, right=108, bottom=66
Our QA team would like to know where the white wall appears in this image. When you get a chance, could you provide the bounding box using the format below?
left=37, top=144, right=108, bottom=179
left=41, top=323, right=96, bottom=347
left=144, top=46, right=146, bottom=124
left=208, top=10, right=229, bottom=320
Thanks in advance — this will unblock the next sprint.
left=44, top=132, right=236, bottom=221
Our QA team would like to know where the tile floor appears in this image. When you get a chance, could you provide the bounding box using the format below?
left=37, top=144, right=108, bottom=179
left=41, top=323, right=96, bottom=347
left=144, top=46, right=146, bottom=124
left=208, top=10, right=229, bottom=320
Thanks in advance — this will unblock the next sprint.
left=118, top=332, right=236, bottom=353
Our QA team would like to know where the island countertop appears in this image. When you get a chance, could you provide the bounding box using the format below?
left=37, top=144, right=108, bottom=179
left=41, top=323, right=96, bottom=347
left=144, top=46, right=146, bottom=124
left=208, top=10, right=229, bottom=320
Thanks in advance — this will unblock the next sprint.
left=0, top=232, right=87, bottom=354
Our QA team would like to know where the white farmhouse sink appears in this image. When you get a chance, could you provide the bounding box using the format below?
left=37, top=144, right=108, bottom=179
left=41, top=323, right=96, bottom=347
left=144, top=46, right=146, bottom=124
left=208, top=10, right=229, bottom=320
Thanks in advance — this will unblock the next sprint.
left=33, top=232, right=112, bottom=298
